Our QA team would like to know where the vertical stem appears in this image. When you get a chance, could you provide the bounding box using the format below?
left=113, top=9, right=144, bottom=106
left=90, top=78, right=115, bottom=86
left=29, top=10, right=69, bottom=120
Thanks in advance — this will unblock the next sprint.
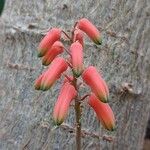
left=73, top=77, right=81, bottom=150
left=75, top=100, right=81, bottom=150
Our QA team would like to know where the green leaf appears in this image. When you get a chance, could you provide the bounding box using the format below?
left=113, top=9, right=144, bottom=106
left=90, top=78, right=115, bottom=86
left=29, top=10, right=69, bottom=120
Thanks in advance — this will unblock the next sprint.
left=0, top=0, right=5, bottom=16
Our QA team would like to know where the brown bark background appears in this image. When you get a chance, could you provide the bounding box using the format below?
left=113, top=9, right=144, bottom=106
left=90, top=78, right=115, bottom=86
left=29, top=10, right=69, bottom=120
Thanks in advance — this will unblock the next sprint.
left=0, top=0, right=150, bottom=149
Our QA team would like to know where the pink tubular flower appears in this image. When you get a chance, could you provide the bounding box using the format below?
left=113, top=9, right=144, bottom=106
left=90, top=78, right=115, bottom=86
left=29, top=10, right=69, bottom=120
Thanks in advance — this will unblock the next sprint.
left=53, top=82, right=77, bottom=125
left=88, top=93, right=115, bottom=131
left=42, top=41, right=64, bottom=66
left=82, top=66, right=109, bottom=103
left=73, top=29, right=84, bottom=47
left=38, top=28, right=61, bottom=57
left=70, top=41, right=84, bottom=77
left=77, top=18, right=102, bottom=45
left=41, top=57, right=68, bottom=91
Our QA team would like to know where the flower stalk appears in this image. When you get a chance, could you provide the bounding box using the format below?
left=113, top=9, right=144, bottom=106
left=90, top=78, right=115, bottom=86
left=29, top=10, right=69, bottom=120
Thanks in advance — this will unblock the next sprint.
left=34, top=18, right=115, bottom=150
left=73, top=77, right=82, bottom=150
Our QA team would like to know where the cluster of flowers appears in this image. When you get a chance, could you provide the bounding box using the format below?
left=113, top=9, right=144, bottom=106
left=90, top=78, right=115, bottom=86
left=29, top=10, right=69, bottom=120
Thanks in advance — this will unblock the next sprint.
left=34, top=18, right=115, bottom=131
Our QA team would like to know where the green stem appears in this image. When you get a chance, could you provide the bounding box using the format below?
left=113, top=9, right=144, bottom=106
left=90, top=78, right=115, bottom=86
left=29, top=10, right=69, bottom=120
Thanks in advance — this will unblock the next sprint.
left=73, top=77, right=81, bottom=150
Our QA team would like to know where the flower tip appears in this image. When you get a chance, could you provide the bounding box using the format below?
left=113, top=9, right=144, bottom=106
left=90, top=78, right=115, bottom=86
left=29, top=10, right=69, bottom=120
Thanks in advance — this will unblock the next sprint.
left=34, top=86, right=40, bottom=90
left=37, top=50, right=43, bottom=57
left=94, top=38, right=102, bottom=45
left=34, top=82, right=40, bottom=90
left=54, top=119, right=63, bottom=126
left=106, top=124, right=116, bottom=131
left=100, top=96, right=108, bottom=103
left=73, top=73, right=80, bottom=78
left=42, top=60, right=49, bottom=66
left=40, top=85, right=49, bottom=91
left=111, top=125, right=116, bottom=131
left=34, top=85, right=40, bottom=90
left=34, top=74, right=43, bottom=90
left=73, top=69, right=83, bottom=78
left=41, top=88, right=47, bottom=91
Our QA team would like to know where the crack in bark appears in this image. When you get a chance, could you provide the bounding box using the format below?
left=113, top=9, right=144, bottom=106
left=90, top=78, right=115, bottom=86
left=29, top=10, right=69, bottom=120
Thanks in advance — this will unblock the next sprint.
left=60, top=123, right=114, bottom=142
left=6, top=61, right=36, bottom=71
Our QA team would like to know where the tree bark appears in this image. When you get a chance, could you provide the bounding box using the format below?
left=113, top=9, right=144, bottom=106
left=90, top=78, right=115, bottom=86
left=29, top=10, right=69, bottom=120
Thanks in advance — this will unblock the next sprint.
left=0, top=0, right=150, bottom=149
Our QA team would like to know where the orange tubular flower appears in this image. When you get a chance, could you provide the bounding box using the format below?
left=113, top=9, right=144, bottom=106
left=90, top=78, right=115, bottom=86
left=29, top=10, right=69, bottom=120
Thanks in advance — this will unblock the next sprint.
left=53, top=82, right=77, bottom=125
left=42, top=41, right=64, bottom=66
left=70, top=41, right=84, bottom=77
left=38, top=28, right=61, bottom=57
left=73, top=29, right=84, bottom=47
left=77, top=18, right=102, bottom=45
left=82, top=66, right=109, bottom=103
left=88, top=93, right=115, bottom=131
left=41, top=57, right=68, bottom=91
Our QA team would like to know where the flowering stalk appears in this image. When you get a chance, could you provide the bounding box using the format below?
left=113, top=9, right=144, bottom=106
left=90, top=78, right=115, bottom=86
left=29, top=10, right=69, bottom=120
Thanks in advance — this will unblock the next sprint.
left=73, top=77, right=82, bottom=150
left=34, top=18, right=115, bottom=150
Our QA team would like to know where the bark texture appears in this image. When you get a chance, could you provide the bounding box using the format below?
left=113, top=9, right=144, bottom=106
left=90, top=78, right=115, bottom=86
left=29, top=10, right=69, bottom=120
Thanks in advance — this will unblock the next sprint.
left=0, top=0, right=150, bottom=150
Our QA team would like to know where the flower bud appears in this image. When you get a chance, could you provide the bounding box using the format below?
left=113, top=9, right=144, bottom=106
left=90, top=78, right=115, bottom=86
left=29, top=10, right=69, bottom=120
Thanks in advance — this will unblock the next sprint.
left=41, top=57, right=68, bottom=91
left=53, top=82, right=77, bottom=125
left=70, top=41, right=84, bottom=77
left=77, top=18, right=102, bottom=45
left=82, top=66, right=109, bottom=103
left=34, top=74, right=43, bottom=90
left=38, top=28, right=61, bottom=57
left=88, top=93, right=115, bottom=131
left=42, top=41, right=64, bottom=66
left=73, top=29, right=84, bottom=47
